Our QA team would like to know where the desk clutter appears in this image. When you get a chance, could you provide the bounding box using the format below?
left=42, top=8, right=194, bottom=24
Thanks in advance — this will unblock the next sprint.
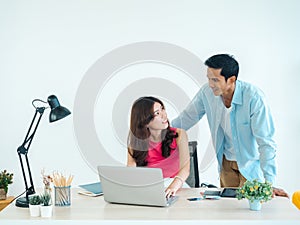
left=26, top=171, right=74, bottom=218
left=1, top=187, right=298, bottom=222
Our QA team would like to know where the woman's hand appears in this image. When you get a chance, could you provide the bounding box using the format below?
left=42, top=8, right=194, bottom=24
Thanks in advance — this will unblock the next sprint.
left=165, top=176, right=183, bottom=198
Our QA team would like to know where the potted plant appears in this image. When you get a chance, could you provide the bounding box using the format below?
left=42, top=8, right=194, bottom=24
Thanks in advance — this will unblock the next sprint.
left=236, top=179, right=273, bottom=211
left=29, top=195, right=41, bottom=217
left=40, top=192, right=53, bottom=217
left=0, top=170, right=13, bottom=200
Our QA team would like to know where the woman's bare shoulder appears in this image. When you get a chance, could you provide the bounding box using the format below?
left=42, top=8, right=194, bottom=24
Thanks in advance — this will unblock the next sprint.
left=174, top=128, right=187, bottom=140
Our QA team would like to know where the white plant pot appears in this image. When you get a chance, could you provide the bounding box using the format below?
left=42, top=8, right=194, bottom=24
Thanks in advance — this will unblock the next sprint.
left=29, top=204, right=40, bottom=217
left=40, top=205, right=53, bottom=218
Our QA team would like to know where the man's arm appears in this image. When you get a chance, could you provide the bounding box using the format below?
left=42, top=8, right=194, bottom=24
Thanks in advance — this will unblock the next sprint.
left=250, top=93, right=277, bottom=185
left=250, top=90, right=288, bottom=198
left=172, top=89, right=206, bottom=130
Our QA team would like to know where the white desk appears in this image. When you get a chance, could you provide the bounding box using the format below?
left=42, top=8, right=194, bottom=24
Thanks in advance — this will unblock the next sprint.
left=0, top=188, right=299, bottom=225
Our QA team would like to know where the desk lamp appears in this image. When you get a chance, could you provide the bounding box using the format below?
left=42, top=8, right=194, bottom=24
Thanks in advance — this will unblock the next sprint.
left=15, top=95, right=71, bottom=207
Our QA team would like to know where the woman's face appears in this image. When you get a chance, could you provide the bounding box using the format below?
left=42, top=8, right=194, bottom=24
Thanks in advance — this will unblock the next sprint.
left=147, top=102, right=168, bottom=130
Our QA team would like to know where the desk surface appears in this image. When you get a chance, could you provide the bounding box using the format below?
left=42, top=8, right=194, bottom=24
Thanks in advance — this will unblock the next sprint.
left=0, top=188, right=299, bottom=224
left=0, top=196, right=14, bottom=212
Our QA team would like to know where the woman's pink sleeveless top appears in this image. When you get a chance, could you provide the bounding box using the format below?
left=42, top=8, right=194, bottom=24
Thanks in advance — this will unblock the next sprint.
left=146, top=129, right=179, bottom=178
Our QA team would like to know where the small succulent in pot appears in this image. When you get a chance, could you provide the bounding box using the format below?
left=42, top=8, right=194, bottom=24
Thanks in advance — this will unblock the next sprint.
left=29, top=195, right=41, bottom=205
left=40, top=192, right=52, bottom=206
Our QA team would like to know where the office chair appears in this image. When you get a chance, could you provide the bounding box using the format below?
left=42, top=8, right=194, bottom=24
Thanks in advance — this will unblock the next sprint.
left=185, top=141, right=200, bottom=188
left=185, top=141, right=218, bottom=188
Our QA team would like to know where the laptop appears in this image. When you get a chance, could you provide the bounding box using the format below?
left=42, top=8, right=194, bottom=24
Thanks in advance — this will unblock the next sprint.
left=97, top=165, right=178, bottom=207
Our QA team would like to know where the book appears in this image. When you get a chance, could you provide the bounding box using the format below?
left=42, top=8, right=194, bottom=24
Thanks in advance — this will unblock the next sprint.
left=78, top=182, right=103, bottom=197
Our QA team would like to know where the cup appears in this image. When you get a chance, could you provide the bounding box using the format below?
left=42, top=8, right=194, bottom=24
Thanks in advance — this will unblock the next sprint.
left=54, top=186, right=71, bottom=206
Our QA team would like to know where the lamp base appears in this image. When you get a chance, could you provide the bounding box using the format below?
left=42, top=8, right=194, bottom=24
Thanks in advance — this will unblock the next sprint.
left=15, top=197, right=29, bottom=208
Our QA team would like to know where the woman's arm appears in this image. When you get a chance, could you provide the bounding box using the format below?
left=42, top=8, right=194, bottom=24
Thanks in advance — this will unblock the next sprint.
left=127, top=148, right=137, bottom=167
left=165, top=128, right=190, bottom=197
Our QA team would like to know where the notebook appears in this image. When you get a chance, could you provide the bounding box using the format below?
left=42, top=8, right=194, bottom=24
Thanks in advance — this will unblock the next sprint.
left=78, top=182, right=103, bottom=197
left=97, top=165, right=178, bottom=207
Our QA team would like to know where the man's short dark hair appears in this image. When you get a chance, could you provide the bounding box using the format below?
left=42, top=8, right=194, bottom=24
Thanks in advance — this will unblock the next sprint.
left=205, top=54, right=239, bottom=80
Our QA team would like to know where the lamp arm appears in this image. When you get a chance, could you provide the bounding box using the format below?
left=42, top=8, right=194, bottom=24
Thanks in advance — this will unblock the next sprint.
left=17, top=107, right=45, bottom=202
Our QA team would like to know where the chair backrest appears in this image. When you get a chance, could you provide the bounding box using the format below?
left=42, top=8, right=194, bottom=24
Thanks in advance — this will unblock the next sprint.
left=185, top=141, right=200, bottom=188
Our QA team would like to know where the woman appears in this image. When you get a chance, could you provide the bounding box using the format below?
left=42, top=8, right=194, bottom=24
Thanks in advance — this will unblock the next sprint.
left=127, top=96, right=190, bottom=197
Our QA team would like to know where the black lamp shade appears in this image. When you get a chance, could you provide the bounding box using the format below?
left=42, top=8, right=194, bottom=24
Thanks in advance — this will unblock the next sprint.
left=48, top=95, right=71, bottom=122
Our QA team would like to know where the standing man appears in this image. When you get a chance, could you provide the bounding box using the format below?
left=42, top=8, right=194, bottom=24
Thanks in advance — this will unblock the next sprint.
left=172, top=54, right=288, bottom=197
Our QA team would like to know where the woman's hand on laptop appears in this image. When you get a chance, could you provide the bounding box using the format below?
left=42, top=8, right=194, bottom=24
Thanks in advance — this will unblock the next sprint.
left=165, top=177, right=183, bottom=198
left=165, top=187, right=177, bottom=198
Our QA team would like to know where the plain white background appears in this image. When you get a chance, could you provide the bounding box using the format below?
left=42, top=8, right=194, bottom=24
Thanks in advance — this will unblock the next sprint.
left=1, top=0, right=299, bottom=199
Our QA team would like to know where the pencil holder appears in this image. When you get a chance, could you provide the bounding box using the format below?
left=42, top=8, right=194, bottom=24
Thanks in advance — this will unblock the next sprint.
left=54, top=186, right=71, bottom=206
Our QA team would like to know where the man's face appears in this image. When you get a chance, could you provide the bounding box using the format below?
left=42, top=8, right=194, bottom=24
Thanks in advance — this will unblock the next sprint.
left=207, top=67, right=230, bottom=96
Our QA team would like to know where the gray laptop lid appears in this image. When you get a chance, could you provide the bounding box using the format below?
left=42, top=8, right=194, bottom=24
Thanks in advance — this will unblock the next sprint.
left=97, top=166, right=178, bottom=207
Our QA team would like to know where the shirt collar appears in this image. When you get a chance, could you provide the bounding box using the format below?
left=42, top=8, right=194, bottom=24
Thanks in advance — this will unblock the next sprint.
left=232, top=80, right=243, bottom=105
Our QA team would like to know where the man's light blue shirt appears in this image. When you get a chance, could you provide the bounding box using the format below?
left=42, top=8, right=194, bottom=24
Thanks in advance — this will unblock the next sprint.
left=172, top=80, right=277, bottom=184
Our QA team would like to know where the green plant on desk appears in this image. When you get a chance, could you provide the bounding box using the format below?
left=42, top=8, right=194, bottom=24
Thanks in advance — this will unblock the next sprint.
left=236, top=179, right=273, bottom=203
left=29, top=195, right=41, bottom=205
left=0, top=170, right=13, bottom=193
left=40, top=193, right=52, bottom=206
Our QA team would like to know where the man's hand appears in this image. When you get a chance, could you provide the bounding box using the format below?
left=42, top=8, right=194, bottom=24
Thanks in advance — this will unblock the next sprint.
left=273, top=187, right=289, bottom=198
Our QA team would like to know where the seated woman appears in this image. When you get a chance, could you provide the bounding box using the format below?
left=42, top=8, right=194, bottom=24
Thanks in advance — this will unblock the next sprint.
left=127, top=96, right=190, bottom=197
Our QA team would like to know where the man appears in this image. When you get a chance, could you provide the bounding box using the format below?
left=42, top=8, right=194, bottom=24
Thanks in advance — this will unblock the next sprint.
left=172, top=54, right=288, bottom=197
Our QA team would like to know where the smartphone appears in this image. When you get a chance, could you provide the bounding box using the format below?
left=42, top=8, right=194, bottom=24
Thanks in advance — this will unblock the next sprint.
left=187, top=197, right=203, bottom=201
left=204, top=195, right=221, bottom=200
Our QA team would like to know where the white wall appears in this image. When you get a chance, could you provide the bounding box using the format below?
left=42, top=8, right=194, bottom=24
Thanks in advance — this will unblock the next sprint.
left=1, top=0, right=300, bottom=197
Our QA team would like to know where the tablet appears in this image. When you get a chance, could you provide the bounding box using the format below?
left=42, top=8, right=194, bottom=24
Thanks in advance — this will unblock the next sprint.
left=203, top=188, right=237, bottom=198
left=220, top=188, right=237, bottom=198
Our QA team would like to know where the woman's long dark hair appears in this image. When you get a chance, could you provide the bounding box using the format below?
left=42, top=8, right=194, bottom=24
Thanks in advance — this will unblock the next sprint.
left=127, top=96, right=178, bottom=166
